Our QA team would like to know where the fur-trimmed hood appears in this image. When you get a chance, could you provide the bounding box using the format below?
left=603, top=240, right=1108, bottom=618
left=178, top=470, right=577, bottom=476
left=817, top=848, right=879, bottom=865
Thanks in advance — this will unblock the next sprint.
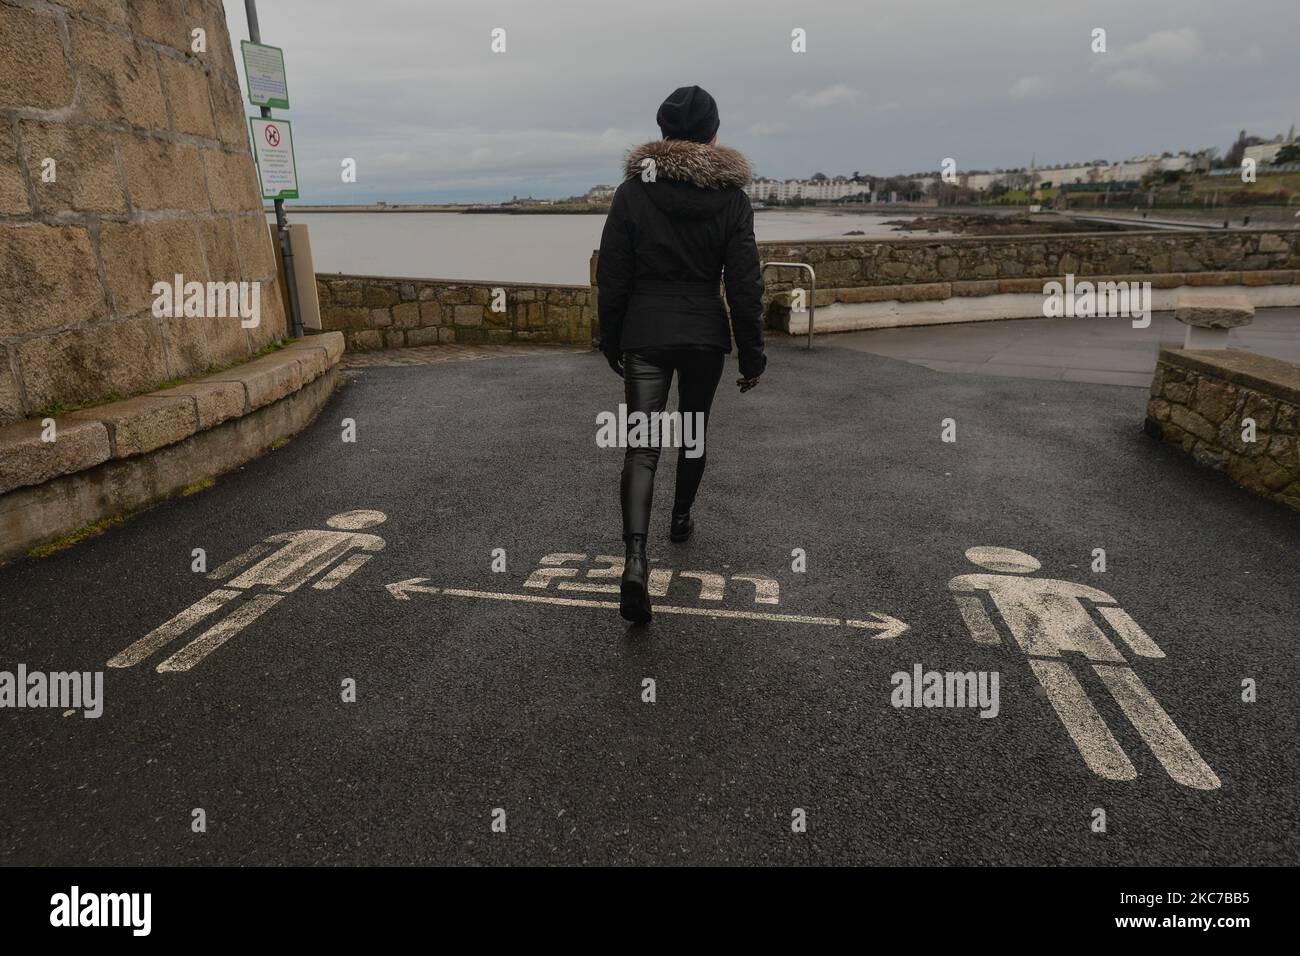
left=622, top=139, right=752, bottom=190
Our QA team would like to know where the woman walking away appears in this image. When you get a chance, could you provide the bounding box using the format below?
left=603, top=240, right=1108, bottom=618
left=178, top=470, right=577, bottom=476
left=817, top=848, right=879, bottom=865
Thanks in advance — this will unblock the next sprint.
left=596, top=85, right=767, bottom=624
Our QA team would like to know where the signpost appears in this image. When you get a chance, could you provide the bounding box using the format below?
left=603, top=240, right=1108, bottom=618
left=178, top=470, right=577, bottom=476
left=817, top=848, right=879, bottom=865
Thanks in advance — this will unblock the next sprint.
left=250, top=117, right=299, bottom=200
left=243, top=1, right=303, bottom=339
left=240, top=41, right=289, bottom=109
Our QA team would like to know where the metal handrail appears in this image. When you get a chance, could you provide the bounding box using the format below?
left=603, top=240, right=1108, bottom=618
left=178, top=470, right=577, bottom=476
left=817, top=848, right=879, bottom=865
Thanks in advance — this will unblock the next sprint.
left=761, top=261, right=817, bottom=349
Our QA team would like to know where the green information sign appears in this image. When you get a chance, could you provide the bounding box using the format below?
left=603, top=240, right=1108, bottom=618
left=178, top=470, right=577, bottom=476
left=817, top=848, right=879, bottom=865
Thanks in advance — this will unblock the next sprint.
left=250, top=117, right=299, bottom=201
left=241, top=40, right=290, bottom=110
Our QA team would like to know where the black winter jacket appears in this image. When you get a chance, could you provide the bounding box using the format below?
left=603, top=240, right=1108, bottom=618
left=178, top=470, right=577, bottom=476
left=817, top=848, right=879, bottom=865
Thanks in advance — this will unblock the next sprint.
left=596, top=139, right=767, bottom=378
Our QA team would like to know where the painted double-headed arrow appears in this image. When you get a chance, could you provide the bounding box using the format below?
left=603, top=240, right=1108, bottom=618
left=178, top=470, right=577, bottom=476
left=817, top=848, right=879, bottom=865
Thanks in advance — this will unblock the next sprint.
left=385, top=579, right=909, bottom=638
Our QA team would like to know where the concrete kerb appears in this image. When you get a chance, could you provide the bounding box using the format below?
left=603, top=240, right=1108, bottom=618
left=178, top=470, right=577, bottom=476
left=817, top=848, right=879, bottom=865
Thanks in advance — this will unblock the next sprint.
left=779, top=275, right=1300, bottom=335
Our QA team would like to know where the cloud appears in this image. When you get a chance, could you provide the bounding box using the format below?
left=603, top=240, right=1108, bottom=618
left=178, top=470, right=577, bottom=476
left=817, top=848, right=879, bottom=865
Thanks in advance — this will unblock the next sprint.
left=1089, top=27, right=1202, bottom=93
left=789, top=84, right=861, bottom=109
left=296, top=126, right=642, bottom=200
left=1115, top=27, right=1203, bottom=65
left=1009, top=76, right=1048, bottom=99
left=217, top=2, right=1300, bottom=201
left=1105, top=68, right=1163, bottom=92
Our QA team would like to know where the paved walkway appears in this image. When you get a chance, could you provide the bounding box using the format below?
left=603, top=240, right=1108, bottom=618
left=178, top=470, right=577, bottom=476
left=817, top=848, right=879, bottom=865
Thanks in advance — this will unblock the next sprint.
left=1, top=337, right=1297, bottom=865
left=829, top=307, right=1300, bottom=387
left=342, top=342, right=586, bottom=367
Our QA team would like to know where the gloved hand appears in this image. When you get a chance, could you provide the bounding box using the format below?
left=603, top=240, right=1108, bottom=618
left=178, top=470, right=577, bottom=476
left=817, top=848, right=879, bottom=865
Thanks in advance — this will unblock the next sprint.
left=604, top=347, right=625, bottom=378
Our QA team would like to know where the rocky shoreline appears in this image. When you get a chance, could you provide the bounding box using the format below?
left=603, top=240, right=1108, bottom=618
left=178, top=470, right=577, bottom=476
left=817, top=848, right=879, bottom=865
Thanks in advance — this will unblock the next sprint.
left=884, top=213, right=1127, bottom=236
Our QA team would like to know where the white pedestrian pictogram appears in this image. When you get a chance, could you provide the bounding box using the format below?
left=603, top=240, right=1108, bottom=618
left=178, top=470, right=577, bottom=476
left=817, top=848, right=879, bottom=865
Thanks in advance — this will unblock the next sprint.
left=948, top=546, right=1220, bottom=790
left=108, top=510, right=387, bottom=673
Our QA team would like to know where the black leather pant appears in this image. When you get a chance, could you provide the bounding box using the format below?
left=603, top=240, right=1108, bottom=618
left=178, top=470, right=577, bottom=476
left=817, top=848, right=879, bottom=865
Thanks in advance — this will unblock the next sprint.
left=620, top=348, right=725, bottom=537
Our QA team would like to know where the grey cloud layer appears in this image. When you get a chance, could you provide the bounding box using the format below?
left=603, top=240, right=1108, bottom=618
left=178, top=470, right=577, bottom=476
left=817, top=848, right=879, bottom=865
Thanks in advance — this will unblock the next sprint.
left=225, top=0, right=1299, bottom=202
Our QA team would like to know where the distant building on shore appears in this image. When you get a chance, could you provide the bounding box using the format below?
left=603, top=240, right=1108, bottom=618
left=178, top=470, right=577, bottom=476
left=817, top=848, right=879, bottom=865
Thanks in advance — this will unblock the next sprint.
left=741, top=151, right=1213, bottom=203
left=745, top=176, right=872, bottom=203
left=1244, top=131, right=1298, bottom=166
left=994, top=153, right=1209, bottom=190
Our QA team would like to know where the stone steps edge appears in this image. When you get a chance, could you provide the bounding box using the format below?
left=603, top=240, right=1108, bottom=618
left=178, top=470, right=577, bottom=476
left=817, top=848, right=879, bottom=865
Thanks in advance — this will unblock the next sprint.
left=0, top=332, right=345, bottom=497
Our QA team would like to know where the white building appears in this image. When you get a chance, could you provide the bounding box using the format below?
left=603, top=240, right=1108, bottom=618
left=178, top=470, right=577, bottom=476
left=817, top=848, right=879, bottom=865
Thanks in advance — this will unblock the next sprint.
left=1156, top=154, right=1200, bottom=173
left=960, top=171, right=1012, bottom=191
left=1102, top=157, right=1159, bottom=181
left=1039, top=163, right=1104, bottom=186
left=745, top=149, right=1210, bottom=201
left=745, top=177, right=871, bottom=202
left=1244, top=141, right=1295, bottom=165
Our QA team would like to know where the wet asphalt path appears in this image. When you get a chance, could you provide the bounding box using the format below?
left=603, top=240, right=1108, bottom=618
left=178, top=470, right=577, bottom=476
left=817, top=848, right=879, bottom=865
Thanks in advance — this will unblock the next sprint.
left=1, top=337, right=1297, bottom=865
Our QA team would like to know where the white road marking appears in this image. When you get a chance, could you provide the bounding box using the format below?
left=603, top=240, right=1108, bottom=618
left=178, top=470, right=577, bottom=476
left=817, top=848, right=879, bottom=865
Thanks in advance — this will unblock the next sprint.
left=385, top=579, right=908, bottom=635
left=556, top=580, right=618, bottom=593
left=843, top=613, right=910, bottom=639
left=107, top=589, right=242, bottom=668
left=524, top=567, right=578, bottom=588
left=155, top=593, right=286, bottom=673
left=950, top=545, right=1217, bottom=790
left=1028, top=658, right=1137, bottom=782
left=313, top=553, right=373, bottom=590
left=110, top=510, right=388, bottom=673
left=225, top=528, right=384, bottom=592
left=647, top=569, right=673, bottom=597
left=523, top=553, right=585, bottom=588
left=1096, top=606, right=1165, bottom=659
left=954, top=594, right=1002, bottom=645
left=950, top=574, right=1127, bottom=662
left=206, top=543, right=273, bottom=581
left=556, top=555, right=624, bottom=594
left=679, top=571, right=726, bottom=601
left=536, top=552, right=586, bottom=565
left=520, top=556, right=781, bottom=607
left=1094, top=664, right=1221, bottom=791
left=731, top=574, right=780, bottom=605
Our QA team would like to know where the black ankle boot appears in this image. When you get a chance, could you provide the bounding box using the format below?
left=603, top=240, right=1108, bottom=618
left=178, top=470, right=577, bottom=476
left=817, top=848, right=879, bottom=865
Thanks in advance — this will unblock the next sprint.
left=620, top=534, right=652, bottom=624
left=669, top=509, right=694, bottom=543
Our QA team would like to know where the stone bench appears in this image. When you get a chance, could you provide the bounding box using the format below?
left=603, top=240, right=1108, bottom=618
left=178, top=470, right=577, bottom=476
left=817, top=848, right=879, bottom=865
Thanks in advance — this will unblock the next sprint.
left=1174, top=294, right=1255, bottom=349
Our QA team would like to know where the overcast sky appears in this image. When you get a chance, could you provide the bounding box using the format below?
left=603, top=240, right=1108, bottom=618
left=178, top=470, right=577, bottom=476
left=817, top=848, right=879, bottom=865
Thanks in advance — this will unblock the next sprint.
left=224, top=0, right=1300, bottom=204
